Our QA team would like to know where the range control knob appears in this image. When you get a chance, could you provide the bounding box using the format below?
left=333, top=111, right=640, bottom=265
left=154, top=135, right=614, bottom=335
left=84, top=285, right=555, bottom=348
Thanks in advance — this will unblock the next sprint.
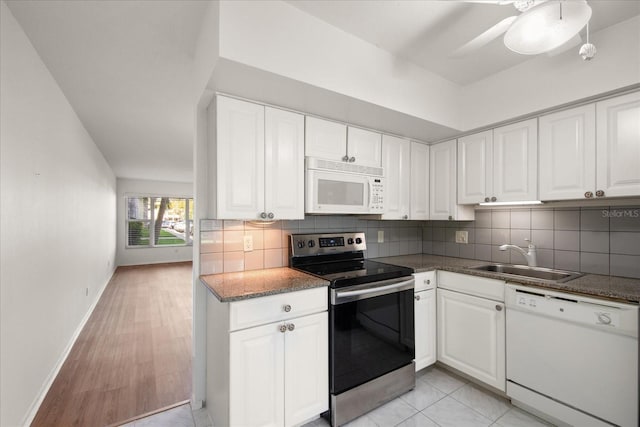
left=347, top=238, right=354, bottom=245
left=296, top=241, right=305, bottom=249
left=355, top=237, right=362, bottom=244
left=307, top=240, right=315, bottom=248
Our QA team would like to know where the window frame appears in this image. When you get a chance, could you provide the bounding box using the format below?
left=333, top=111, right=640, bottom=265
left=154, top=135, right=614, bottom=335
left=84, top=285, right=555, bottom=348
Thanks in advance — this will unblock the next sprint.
left=125, top=194, right=193, bottom=249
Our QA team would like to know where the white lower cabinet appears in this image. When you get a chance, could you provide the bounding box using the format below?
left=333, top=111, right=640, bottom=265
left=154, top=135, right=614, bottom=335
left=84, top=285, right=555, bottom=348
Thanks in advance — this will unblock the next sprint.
left=207, top=287, right=328, bottom=427
left=414, top=272, right=436, bottom=371
left=436, top=272, right=506, bottom=391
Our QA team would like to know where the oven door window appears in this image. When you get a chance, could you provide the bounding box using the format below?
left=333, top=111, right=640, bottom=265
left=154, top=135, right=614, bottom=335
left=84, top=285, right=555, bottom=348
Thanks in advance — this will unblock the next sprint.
left=330, top=288, right=415, bottom=394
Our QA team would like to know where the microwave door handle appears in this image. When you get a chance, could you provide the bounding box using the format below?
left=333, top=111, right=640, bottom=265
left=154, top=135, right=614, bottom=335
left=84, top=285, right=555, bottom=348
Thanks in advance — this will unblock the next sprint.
left=367, top=179, right=372, bottom=209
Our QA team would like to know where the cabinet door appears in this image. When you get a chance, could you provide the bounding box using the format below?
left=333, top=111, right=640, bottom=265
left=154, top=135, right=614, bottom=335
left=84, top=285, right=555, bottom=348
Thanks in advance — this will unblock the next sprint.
left=539, top=104, right=596, bottom=201
left=596, top=91, right=640, bottom=198
left=216, top=96, right=265, bottom=219
left=430, top=140, right=456, bottom=220
left=437, top=288, right=505, bottom=391
left=457, top=130, right=493, bottom=204
left=415, top=289, right=436, bottom=371
left=230, top=322, right=285, bottom=427
left=284, top=312, right=329, bottom=427
left=265, top=107, right=305, bottom=220
left=381, top=135, right=411, bottom=220
left=347, top=126, right=382, bottom=167
left=493, top=119, right=538, bottom=202
left=410, top=142, right=429, bottom=220
left=305, top=116, right=347, bottom=161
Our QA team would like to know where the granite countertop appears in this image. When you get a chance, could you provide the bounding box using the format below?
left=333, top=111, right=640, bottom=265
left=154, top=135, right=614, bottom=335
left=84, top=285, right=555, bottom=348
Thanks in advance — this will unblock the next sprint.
left=374, top=254, right=640, bottom=303
left=200, top=267, right=329, bottom=302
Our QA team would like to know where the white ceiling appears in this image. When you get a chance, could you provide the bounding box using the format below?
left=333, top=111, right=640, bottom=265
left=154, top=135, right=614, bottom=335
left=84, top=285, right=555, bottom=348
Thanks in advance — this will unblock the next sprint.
left=6, top=0, right=639, bottom=183
left=287, top=0, right=640, bottom=85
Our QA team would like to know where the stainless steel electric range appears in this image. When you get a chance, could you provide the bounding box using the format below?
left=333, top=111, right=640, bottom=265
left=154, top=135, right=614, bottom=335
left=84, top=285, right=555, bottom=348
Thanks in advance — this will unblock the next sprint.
left=290, top=232, right=416, bottom=426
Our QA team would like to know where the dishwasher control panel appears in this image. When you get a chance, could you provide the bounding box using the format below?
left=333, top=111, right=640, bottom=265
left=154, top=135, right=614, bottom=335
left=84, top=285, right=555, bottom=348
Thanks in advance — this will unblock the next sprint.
left=506, top=284, right=638, bottom=336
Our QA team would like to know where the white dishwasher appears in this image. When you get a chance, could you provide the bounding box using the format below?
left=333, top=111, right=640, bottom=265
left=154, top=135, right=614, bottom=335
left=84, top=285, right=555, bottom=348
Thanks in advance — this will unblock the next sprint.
left=505, top=284, right=638, bottom=427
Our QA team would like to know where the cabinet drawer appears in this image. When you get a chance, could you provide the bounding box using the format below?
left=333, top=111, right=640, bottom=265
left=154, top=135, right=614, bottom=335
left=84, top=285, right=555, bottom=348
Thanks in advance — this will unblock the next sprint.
left=437, top=271, right=504, bottom=302
left=229, top=287, right=327, bottom=331
left=414, top=271, right=436, bottom=291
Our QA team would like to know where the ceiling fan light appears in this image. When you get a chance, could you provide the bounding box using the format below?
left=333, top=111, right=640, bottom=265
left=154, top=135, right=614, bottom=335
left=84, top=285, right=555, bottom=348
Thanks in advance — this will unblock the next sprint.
left=504, top=0, right=592, bottom=55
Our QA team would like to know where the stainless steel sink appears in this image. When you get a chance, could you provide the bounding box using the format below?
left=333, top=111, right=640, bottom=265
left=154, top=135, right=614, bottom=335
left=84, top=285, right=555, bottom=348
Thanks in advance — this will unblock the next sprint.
left=469, top=264, right=582, bottom=283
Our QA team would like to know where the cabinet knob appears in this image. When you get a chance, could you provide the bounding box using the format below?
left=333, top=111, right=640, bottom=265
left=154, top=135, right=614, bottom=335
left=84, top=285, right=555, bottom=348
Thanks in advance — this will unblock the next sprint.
left=448, top=215, right=453, bottom=221
left=484, top=197, right=490, bottom=202
left=415, top=295, right=421, bottom=301
left=595, top=190, right=605, bottom=197
left=425, top=279, right=430, bottom=285
left=584, top=191, right=593, bottom=199
left=283, top=304, right=292, bottom=312
left=260, top=212, right=267, bottom=219
left=342, top=155, right=349, bottom=162
left=268, top=212, right=275, bottom=219
left=491, top=196, right=497, bottom=202
left=287, top=323, right=295, bottom=331
left=495, top=304, right=503, bottom=311
left=403, top=215, right=408, bottom=220
left=349, top=157, right=356, bottom=163
left=279, top=324, right=287, bottom=333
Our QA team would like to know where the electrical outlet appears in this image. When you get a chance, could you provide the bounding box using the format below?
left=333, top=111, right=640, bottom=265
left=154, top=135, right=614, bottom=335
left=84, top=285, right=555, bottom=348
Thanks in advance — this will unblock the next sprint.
left=244, top=235, right=254, bottom=252
left=377, top=230, right=384, bottom=243
left=455, top=230, right=469, bottom=244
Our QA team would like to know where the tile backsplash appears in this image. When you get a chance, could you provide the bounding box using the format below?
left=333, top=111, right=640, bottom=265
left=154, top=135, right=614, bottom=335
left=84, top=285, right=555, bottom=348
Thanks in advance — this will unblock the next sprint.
left=199, top=216, right=426, bottom=275
left=422, top=206, right=640, bottom=279
left=200, top=206, right=640, bottom=279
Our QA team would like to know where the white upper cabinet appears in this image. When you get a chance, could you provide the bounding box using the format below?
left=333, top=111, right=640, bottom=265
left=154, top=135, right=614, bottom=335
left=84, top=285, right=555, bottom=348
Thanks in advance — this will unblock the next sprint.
left=347, top=126, right=382, bottom=167
left=539, top=104, right=596, bottom=201
left=457, top=130, right=493, bottom=204
left=492, top=118, right=538, bottom=202
left=381, top=135, right=411, bottom=220
left=429, top=140, right=474, bottom=221
left=410, top=142, right=430, bottom=220
left=265, top=107, right=305, bottom=220
left=305, top=116, right=381, bottom=167
left=596, top=91, right=640, bottom=198
left=305, top=116, right=347, bottom=162
left=458, top=119, right=537, bottom=204
left=212, top=96, right=304, bottom=220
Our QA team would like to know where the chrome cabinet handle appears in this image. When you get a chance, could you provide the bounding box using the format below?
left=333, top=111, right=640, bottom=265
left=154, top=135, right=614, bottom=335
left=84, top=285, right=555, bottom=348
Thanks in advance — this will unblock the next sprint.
left=279, top=324, right=287, bottom=333
left=425, top=279, right=430, bottom=285
left=491, top=196, right=497, bottom=202
left=342, top=155, right=349, bottom=162
left=349, top=157, right=356, bottom=163
left=260, top=212, right=267, bottom=219
left=448, top=215, right=453, bottom=220
left=585, top=191, right=593, bottom=198
left=495, top=304, right=503, bottom=311
left=484, top=197, right=490, bottom=202
left=287, top=323, right=295, bottom=331
left=403, top=215, right=408, bottom=220
left=268, top=212, right=275, bottom=219
left=283, top=304, right=292, bottom=312
left=596, top=190, right=605, bottom=197
left=415, top=295, right=421, bottom=301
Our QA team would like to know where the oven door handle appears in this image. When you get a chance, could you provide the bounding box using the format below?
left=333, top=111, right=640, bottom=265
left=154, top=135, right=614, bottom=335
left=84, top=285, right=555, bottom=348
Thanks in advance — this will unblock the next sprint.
left=332, top=278, right=415, bottom=305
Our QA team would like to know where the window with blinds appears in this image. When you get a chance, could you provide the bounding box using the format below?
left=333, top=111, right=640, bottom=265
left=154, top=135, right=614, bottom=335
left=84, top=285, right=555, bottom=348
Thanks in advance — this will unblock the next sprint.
left=126, top=196, right=193, bottom=248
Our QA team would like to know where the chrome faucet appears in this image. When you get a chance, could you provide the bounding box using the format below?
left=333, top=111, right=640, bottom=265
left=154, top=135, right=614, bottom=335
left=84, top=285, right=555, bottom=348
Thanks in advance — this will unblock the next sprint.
left=500, top=238, right=537, bottom=267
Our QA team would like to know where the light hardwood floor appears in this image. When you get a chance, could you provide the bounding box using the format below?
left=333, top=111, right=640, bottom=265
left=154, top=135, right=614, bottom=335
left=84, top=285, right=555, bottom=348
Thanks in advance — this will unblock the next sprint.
left=32, top=262, right=193, bottom=427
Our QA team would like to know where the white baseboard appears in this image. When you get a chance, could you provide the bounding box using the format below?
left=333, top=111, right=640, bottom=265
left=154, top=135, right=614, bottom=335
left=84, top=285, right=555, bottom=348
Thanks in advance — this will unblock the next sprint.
left=21, top=266, right=116, bottom=427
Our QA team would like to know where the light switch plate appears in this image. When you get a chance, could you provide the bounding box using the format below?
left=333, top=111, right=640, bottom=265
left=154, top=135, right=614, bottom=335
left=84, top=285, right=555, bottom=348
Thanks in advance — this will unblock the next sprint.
left=243, top=235, right=253, bottom=252
left=455, top=230, right=469, bottom=244
left=377, top=230, right=384, bottom=243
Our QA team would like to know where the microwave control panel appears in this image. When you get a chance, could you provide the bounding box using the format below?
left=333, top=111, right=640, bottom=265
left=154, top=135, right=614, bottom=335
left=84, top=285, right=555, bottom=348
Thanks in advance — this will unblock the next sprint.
left=370, top=179, right=384, bottom=211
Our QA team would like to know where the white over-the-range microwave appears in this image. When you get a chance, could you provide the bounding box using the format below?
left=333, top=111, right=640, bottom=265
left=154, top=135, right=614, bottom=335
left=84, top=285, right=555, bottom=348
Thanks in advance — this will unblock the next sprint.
left=305, top=157, right=385, bottom=214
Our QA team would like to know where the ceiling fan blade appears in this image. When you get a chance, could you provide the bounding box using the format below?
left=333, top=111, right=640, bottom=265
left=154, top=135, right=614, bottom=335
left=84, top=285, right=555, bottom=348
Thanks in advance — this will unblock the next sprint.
left=450, top=16, right=517, bottom=57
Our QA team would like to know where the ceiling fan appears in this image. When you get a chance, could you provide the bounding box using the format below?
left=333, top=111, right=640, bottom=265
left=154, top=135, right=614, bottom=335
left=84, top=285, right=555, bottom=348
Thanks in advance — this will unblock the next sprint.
left=452, top=0, right=594, bottom=58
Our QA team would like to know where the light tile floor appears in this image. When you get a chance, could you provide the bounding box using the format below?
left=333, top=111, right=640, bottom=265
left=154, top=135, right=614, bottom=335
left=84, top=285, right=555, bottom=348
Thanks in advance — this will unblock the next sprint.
left=120, top=366, right=554, bottom=427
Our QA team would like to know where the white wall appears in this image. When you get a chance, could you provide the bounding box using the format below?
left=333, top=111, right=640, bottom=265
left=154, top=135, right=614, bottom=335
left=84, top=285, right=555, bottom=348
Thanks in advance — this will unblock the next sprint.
left=218, top=0, right=461, bottom=131
left=461, top=15, right=640, bottom=130
left=0, top=3, right=117, bottom=425
left=116, top=178, right=194, bottom=266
